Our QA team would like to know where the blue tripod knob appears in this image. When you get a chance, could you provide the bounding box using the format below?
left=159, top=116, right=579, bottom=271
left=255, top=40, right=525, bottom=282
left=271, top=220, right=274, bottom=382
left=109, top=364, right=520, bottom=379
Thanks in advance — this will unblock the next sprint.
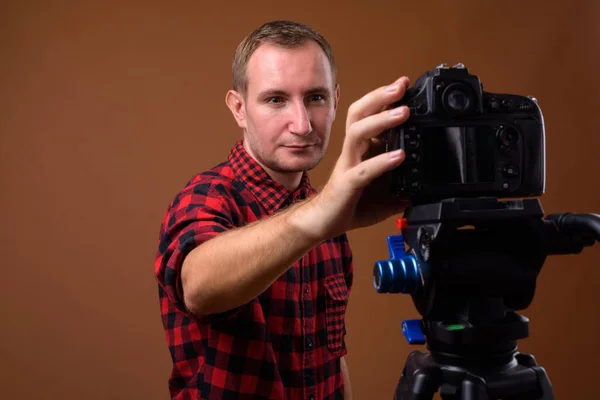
left=373, top=235, right=420, bottom=294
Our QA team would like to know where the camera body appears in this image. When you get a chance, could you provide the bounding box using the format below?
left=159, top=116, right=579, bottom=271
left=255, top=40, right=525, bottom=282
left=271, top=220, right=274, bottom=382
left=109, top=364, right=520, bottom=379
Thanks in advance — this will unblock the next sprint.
left=385, top=63, right=546, bottom=204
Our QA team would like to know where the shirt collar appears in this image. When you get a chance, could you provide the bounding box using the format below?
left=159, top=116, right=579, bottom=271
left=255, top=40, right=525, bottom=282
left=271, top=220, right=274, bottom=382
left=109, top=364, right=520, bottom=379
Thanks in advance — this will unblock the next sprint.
left=228, top=140, right=316, bottom=215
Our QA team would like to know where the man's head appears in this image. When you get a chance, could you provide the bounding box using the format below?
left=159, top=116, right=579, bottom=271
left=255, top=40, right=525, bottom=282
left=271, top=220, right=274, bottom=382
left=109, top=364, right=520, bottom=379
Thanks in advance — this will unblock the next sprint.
left=226, top=20, right=340, bottom=186
left=232, top=20, right=337, bottom=98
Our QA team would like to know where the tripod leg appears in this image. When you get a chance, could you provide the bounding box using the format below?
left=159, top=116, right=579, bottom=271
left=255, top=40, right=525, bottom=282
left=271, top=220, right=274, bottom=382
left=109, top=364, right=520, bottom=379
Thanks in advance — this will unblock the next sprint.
left=515, top=353, right=555, bottom=399
left=412, top=370, right=440, bottom=400
left=460, top=378, right=489, bottom=400
left=395, top=365, right=410, bottom=400
left=532, top=367, right=554, bottom=400
left=395, top=367, right=440, bottom=400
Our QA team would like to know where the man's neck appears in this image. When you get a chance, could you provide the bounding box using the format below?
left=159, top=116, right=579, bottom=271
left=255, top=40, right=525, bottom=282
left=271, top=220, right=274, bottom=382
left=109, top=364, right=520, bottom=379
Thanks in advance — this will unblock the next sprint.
left=265, top=169, right=303, bottom=191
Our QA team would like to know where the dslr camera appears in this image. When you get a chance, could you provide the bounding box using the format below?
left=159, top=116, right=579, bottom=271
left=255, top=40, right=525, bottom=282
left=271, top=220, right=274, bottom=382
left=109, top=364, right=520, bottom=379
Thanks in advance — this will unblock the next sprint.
left=385, top=63, right=546, bottom=205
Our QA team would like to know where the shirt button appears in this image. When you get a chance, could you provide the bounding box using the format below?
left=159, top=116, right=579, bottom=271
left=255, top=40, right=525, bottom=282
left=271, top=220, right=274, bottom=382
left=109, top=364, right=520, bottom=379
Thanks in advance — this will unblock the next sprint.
left=306, top=336, right=313, bottom=349
left=304, top=286, right=309, bottom=294
left=308, top=395, right=315, bottom=400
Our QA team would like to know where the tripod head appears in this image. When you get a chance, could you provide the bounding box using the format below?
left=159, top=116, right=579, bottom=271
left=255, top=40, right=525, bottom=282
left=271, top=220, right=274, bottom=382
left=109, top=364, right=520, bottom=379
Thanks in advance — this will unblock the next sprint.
left=373, top=197, right=599, bottom=399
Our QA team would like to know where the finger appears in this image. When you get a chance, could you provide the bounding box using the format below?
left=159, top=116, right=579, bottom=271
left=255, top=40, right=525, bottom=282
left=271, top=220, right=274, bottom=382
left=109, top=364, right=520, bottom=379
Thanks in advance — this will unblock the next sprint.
left=346, top=105, right=410, bottom=146
left=347, top=149, right=405, bottom=189
left=370, top=137, right=383, bottom=146
left=371, top=128, right=391, bottom=147
left=346, top=76, right=410, bottom=130
left=339, top=105, right=409, bottom=169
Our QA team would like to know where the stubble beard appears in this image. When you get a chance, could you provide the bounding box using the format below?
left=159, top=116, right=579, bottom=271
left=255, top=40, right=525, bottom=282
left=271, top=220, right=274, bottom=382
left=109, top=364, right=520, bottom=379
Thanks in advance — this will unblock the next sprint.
left=261, top=147, right=325, bottom=173
left=246, top=139, right=327, bottom=174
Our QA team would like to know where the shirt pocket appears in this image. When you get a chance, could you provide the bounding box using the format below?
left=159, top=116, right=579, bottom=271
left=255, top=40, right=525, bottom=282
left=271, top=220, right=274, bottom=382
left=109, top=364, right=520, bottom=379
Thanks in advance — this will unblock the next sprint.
left=324, top=272, right=349, bottom=356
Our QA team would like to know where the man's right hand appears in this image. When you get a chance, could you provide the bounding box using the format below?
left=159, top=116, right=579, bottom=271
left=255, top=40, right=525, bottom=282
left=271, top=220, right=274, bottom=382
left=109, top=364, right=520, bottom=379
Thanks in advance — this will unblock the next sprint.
left=291, top=76, right=412, bottom=242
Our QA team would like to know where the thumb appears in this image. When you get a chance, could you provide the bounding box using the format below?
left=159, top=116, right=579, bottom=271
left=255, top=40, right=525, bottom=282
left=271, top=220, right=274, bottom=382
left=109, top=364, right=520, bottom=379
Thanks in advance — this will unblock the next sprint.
left=347, top=149, right=405, bottom=189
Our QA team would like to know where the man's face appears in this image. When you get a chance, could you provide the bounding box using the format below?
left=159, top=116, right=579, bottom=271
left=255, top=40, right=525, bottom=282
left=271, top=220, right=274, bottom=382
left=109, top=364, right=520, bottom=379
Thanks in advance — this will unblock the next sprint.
left=236, top=41, right=338, bottom=175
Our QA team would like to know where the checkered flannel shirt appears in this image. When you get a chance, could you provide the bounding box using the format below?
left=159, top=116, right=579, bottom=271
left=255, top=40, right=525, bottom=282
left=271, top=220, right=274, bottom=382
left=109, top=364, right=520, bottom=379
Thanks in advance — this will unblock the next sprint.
left=155, top=140, right=354, bottom=399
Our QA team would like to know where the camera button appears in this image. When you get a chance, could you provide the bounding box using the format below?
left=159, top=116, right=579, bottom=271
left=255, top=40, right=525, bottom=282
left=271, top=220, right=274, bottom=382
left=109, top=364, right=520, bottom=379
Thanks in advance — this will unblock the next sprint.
left=497, top=126, right=520, bottom=149
left=502, top=99, right=511, bottom=107
left=502, top=166, right=520, bottom=177
left=518, top=102, right=533, bottom=111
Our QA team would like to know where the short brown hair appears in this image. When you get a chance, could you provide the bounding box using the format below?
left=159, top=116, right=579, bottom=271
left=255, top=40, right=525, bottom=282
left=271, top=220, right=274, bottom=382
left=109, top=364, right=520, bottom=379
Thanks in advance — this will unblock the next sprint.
left=232, top=20, right=336, bottom=95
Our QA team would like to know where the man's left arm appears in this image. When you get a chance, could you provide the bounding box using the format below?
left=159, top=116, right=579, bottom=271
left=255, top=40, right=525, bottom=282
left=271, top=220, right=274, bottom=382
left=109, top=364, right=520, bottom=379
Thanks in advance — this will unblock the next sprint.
left=341, top=356, right=352, bottom=399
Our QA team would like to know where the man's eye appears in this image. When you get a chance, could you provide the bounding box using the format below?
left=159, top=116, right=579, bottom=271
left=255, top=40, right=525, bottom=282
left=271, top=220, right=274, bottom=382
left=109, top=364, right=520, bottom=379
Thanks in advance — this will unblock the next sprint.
left=267, top=97, right=283, bottom=104
left=310, top=94, right=325, bottom=102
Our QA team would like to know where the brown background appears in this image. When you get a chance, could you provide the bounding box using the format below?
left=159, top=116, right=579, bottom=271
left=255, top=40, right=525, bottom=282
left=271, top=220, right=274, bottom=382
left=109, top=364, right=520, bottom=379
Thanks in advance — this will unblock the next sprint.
left=2, top=0, right=599, bottom=399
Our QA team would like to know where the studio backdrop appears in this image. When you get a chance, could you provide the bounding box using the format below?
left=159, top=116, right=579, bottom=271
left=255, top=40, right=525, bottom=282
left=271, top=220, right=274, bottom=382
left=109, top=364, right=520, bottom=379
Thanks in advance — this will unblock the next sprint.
left=1, top=1, right=599, bottom=399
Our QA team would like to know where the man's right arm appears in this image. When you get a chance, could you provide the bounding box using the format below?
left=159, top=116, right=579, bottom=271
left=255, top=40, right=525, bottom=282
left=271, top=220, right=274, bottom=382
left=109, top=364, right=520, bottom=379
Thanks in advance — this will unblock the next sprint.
left=181, top=197, right=319, bottom=316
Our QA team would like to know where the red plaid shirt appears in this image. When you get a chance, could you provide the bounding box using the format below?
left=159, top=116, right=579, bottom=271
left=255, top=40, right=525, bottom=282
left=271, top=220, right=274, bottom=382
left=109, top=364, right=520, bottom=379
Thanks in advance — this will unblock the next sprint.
left=155, top=140, right=354, bottom=399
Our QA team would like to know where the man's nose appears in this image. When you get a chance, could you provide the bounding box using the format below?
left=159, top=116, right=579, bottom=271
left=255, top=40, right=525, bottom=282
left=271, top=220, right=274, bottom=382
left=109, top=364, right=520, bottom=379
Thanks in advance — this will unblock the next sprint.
left=289, top=102, right=312, bottom=136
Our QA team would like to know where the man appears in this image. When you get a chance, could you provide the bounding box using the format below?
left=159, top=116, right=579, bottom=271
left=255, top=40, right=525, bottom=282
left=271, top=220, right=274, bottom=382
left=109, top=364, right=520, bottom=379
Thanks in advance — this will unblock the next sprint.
left=155, top=20, right=410, bottom=399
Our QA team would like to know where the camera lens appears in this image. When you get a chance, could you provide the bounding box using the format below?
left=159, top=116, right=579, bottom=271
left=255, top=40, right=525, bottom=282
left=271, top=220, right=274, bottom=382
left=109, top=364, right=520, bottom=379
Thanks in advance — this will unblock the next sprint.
left=442, top=83, right=474, bottom=114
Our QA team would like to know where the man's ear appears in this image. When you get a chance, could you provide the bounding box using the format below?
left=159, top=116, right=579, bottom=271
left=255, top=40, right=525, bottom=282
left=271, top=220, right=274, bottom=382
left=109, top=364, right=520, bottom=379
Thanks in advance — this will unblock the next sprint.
left=225, top=90, right=246, bottom=129
left=333, top=84, right=340, bottom=116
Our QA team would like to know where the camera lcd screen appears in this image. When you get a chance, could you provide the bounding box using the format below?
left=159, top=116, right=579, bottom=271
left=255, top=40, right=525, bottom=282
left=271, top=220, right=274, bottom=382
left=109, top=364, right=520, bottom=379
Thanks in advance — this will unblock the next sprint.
left=421, top=126, right=495, bottom=184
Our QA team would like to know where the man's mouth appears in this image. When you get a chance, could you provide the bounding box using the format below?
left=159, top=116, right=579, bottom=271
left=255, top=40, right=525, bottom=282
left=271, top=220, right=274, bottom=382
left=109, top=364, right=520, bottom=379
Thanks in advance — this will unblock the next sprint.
left=285, top=144, right=315, bottom=148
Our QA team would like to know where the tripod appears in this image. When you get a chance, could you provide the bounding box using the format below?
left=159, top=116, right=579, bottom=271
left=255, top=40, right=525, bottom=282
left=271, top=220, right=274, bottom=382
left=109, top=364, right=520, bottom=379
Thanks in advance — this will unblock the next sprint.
left=373, top=197, right=599, bottom=400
